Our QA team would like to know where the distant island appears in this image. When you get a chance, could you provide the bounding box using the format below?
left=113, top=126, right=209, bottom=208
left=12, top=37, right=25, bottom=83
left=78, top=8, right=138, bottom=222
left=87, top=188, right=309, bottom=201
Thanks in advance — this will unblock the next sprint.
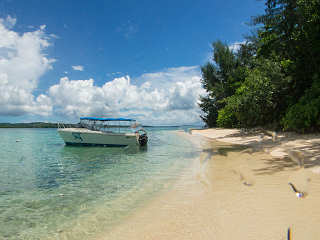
left=0, top=122, right=77, bottom=128
left=0, top=122, right=201, bottom=128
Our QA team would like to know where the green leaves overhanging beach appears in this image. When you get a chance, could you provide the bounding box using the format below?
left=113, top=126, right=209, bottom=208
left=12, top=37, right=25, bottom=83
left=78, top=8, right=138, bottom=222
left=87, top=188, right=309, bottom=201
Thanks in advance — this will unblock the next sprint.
left=199, top=0, right=320, bottom=133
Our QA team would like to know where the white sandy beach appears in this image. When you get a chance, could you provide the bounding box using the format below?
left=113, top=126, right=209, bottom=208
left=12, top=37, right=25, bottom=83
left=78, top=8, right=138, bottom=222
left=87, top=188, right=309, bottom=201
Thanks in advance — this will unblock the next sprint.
left=99, top=128, right=320, bottom=240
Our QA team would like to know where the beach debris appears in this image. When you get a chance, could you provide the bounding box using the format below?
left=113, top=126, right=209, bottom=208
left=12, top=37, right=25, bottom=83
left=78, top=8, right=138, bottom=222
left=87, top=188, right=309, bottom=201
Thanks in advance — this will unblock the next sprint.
left=261, top=130, right=277, bottom=142
left=243, top=181, right=253, bottom=186
left=287, top=150, right=305, bottom=168
left=232, top=170, right=253, bottom=186
left=288, top=182, right=305, bottom=198
left=272, top=131, right=277, bottom=142
left=287, top=227, right=292, bottom=240
left=259, top=133, right=265, bottom=141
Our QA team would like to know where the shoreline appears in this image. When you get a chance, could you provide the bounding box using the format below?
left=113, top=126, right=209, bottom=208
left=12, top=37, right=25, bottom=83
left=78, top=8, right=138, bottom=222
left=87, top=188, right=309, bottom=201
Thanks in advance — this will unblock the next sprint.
left=98, top=129, right=320, bottom=240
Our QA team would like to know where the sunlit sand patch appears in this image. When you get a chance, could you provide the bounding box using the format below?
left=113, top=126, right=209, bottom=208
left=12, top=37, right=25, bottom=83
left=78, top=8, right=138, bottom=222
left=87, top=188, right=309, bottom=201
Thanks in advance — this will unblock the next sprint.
left=311, top=167, right=320, bottom=174
left=94, top=130, right=320, bottom=240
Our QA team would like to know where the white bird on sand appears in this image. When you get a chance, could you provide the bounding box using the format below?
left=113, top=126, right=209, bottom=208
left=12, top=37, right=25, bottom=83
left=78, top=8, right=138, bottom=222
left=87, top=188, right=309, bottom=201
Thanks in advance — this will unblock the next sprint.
left=288, top=182, right=305, bottom=198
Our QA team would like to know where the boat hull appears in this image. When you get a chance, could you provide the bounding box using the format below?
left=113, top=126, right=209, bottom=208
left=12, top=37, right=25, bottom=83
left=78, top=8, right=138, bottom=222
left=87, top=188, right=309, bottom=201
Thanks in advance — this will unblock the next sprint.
left=58, top=128, right=138, bottom=147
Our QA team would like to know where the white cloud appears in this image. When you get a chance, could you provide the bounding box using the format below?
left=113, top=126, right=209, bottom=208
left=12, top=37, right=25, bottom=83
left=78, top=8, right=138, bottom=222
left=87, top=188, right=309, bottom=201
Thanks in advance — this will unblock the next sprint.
left=0, top=15, right=16, bottom=29
left=39, top=24, right=46, bottom=30
left=0, top=16, right=205, bottom=125
left=0, top=16, right=54, bottom=116
left=48, top=66, right=205, bottom=125
left=49, top=33, right=59, bottom=39
left=72, top=65, right=84, bottom=71
left=229, top=41, right=245, bottom=52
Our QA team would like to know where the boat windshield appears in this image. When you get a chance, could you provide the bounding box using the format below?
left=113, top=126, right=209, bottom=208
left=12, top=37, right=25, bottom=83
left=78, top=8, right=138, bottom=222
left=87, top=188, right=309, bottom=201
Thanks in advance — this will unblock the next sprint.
left=79, top=118, right=139, bottom=134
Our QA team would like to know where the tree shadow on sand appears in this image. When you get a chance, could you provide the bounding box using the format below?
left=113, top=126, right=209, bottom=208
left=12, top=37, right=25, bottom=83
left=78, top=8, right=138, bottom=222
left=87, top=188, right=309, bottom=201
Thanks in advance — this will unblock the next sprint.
left=201, top=140, right=248, bottom=157
left=254, top=142, right=320, bottom=175
left=197, top=130, right=320, bottom=175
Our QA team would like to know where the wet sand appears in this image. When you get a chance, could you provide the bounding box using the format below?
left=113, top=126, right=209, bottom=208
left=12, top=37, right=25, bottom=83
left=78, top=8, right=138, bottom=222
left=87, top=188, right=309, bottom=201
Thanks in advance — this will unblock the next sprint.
left=99, top=129, right=320, bottom=240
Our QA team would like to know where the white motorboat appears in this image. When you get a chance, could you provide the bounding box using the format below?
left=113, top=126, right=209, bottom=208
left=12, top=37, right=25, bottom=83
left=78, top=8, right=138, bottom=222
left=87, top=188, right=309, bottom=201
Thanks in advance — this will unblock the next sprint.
left=58, top=117, right=148, bottom=147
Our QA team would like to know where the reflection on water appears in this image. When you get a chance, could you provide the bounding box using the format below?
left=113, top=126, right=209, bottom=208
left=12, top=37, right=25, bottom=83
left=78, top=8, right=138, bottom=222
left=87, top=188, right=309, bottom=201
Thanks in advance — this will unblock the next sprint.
left=0, top=128, right=200, bottom=239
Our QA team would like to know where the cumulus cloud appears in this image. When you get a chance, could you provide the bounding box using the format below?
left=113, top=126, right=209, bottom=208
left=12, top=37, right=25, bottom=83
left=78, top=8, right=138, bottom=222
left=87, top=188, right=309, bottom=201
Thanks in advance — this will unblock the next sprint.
left=229, top=41, right=245, bottom=52
left=0, top=16, right=16, bottom=29
left=72, top=65, right=84, bottom=71
left=0, top=16, right=204, bottom=125
left=48, top=66, right=204, bottom=125
left=0, top=16, right=54, bottom=116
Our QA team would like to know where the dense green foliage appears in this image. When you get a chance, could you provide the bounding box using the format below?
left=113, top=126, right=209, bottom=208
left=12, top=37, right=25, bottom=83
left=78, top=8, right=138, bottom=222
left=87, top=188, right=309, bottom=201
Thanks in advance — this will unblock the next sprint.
left=282, top=78, right=320, bottom=132
left=199, top=0, right=320, bottom=132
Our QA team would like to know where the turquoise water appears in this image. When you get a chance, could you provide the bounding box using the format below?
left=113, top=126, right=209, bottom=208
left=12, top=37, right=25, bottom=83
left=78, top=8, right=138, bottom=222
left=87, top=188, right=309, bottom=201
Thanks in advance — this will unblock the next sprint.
left=0, top=128, right=200, bottom=239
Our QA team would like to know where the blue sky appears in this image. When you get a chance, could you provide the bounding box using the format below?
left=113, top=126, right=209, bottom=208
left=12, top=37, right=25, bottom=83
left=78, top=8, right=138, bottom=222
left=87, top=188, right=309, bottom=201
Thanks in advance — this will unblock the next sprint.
left=0, top=0, right=265, bottom=125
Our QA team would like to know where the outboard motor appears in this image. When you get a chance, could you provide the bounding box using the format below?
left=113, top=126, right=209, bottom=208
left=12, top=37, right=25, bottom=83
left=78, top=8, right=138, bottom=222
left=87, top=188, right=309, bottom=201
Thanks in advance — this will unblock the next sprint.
left=138, top=133, right=148, bottom=146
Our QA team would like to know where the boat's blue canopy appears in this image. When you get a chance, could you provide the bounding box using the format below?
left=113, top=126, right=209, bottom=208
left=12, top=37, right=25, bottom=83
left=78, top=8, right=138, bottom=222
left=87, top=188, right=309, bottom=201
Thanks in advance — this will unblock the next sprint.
left=80, top=117, right=135, bottom=121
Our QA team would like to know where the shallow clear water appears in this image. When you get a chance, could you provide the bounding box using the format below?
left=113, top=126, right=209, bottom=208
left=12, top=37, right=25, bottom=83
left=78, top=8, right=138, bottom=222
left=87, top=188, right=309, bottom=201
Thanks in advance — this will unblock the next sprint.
left=0, top=128, right=200, bottom=240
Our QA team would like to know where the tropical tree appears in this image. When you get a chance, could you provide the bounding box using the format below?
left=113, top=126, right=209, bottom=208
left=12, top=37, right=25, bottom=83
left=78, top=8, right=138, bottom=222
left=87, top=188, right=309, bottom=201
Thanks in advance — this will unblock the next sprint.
left=200, top=0, right=320, bottom=132
left=199, top=41, right=246, bottom=127
left=254, top=0, right=320, bottom=100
